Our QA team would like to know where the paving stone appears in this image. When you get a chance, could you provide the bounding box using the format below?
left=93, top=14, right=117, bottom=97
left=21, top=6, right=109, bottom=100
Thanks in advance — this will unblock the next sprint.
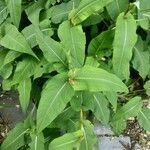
left=94, top=122, right=114, bottom=136
left=96, top=136, right=131, bottom=150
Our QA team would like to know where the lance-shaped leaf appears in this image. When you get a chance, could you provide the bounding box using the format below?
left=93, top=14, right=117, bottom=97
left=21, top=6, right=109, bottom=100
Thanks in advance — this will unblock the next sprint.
left=112, top=97, right=142, bottom=121
left=29, top=132, right=45, bottom=150
left=18, top=78, right=31, bottom=113
left=51, top=1, right=74, bottom=24
left=88, top=29, right=114, bottom=56
left=69, top=0, right=112, bottom=25
left=35, top=27, right=68, bottom=68
left=137, top=108, right=150, bottom=131
left=37, top=74, right=74, bottom=133
left=0, top=24, right=37, bottom=58
left=104, top=91, right=118, bottom=111
left=22, top=24, right=53, bottom=48
left=111, top=119, right=126, bottom=134
left=144, top=80, right=150, bottom=96
left=70, top=91, right=95, bottom=112
left=80, top=120, right=96, bottom=150
left=106, top=0, right=129, bottom=20
left=4, top=51, right=21, bottom=65
left=25, top=0, right=46, bottom=25
left=1, top=122, right=29, bottom=150
left=13, top=56, right=37, bottom=84
left=49, top=130, right=83, bottom=150
left=68, top=66, right=128, bottom=92
left=112, top=13, right=137, bottom=81
left=132, top=37, right=149, bottom=79
left=5, top=0, right=21, bottom=28
left=0, top=0, right=8, bottom=25
left=92, top=93, right=110, bottom=124
left=58, top=21, right=86, bottom=68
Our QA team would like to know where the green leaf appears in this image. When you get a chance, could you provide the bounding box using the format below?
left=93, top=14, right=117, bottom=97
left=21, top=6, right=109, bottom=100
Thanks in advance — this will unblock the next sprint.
left=84, top=57, right=99, bottom=67
left=1, top=122, right=29, bottom=150
left=50, top=107, right=78, bottom=131
left=68, top=66, right=128, bottom=92
left=80, top=120, right=96, bottom=150
left=0, top=63, right=13, bottom=79
left=35, top=27, right=68, bottom=68
left=0, top=0, right=8, bottom=25
left=137, top=0, right=150, bottom=29
left=137, top=108, right=150, bottom=131
left=88, top=29, right=114, bottom=56
left=5, top=0, right=22, bottom=28
left=18, top=78, right=31, bottom=113
left=37, top=74, right=74, bottom=133
left=4, top=51, right=21, bottom=65
left=70, top=91, right=94, bottom=112
left=34, top=57, right=54, bottom=79
left=22, top=24, right=53, bottom=48
left=29, top=132, right=45, bottom=150
left=58, top=21, right=86, bottom=68
left=92, top=93, right=110, bottom=124
left=25, top=0, right=46, bottom=25
left=144, top=80, right=150, bottom=96
left=0, top=24, right=37, bottom=58
left=106, top=0, right=129, bottom=20
left=49, top=130, right=83, bottom=150
left=104, top=91, right=118, bottom=111
left=111, top=119, right=126, bottom=134
left=112, top=97, right=142, bottom=121
left=112, top=13, right=137, bottom=80
left=69, top=0, right=113, bottom=25
left=132, top=37, right=149, bottom=79
left=13, top=56, right=37, bottom=84
left=51, top=1, right=74, bottom=24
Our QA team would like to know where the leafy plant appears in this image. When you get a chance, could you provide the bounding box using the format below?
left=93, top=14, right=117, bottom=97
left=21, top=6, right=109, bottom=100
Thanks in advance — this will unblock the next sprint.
left=0, top=0, right=150, bottom=149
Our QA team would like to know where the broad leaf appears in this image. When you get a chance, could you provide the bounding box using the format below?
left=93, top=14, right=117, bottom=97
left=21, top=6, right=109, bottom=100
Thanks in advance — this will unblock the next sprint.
left=0, top=0, right=8, bottom=25
left=112, top=13, right=137, bottom=81
left=132, top=37, right=149, bottom=79
left=18, top=78, right=31, bottom=113
left=144, top=80, right=150, bottom=96
left=5, top=0, right=22, bottom=28
left=88, top=29, right=114, bottom=56
left=29, top=132, right=45, bottom=150
left=35, top=27, right=68, bottom=69
left=69, top=0, right=113, bottom=25
left=137, top=108, right=150, bottom=131
left=58, top=21, right=86, bottom=68
left=106, top=0, right=129, bottom=20
left=49, top=130, right=83, bottom=150
left=92, top=93, right=110, bottom=124
left=80, top=120, right=96, bottom=150
left=1, top=122, right=29, bottom=150
left=37, top=74, right=74, bottom=132
left=68, top=66, right=128, bottom=92
left=112, top=97, right=142, bottom=121
left=0, top=24, right=37, bottom=58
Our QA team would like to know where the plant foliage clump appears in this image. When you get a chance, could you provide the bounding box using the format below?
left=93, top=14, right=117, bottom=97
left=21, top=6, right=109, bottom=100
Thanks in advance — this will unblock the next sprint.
left=0, top=0, right=150, bottom=149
